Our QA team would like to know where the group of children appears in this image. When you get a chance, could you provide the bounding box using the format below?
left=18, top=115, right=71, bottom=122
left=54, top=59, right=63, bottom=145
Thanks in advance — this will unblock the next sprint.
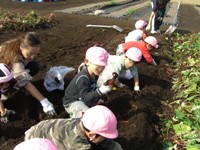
left=3, top=0, right=171, bottom=148
left=0, top=16, right=161, bottom=149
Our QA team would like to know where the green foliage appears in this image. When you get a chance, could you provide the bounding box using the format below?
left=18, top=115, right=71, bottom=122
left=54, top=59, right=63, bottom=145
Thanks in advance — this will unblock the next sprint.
left=0, top=9, right=57, bottom=32
left=109, top=0, right=116, bottom=6
left=162, top=33, right=200, bottom=149
left=127, top=9, right=137, bottom=15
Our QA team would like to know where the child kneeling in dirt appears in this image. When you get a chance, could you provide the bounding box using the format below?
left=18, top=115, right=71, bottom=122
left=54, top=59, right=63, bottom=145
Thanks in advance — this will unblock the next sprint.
left=97, top=47, right=142, bottom=92
left=116, top=36, right=158, bottom=66
left=63, top=46, right=113, bottom=118
left=0, top=32, right=56, bottom=116
left=125, top=20, right=147, bottom=42
left=24, top=105, right=122, bottom=150
left=0, top=63, right=16, bottom=123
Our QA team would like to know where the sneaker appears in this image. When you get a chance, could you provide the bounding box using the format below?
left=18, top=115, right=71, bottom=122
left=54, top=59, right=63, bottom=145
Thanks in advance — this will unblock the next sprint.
left=151, top=30, right=159, bottom=34
left=151, top=30, right=161, bottom=34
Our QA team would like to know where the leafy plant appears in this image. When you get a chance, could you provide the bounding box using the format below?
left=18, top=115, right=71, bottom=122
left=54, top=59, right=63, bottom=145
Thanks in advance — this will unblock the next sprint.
left=0, top=9, right=57, bottom=32
left=161, top=33, right=200, bottom=150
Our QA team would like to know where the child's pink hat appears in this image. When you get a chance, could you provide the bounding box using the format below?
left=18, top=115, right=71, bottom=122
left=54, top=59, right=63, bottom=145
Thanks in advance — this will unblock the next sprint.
left=144, top=36, right=158, bottom=48
left=0, top=63, right=13, bottom=83
left=126, top=47, right=142, bottom=62
left=82, top=105, right=118, bottom=139
left=14, top=138, right=59, bottom=150
left=85, top=46, right=109, bottom=66
left=135, top=20, right=147, bottom=29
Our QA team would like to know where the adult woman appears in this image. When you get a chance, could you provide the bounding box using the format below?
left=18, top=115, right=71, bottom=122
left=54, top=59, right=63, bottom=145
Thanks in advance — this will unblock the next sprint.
left=0, top=32, right=56, bottom=116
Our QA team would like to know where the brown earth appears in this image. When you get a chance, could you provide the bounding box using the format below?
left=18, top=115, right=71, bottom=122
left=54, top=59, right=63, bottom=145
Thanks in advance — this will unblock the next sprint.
left=0, top=0, right=199, bottom=150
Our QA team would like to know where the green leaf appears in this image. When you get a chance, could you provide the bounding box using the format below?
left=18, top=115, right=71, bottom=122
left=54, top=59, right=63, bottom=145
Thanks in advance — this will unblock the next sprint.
left=183, top=117, right=192, bottom=126
left=186, top=144, right=200, bottom=150
left=163, top=142, right=174, bottom=150
left=187, top=95, right=196, bottom=101
left=173, top=123, right=191, bottom=135
left=175, top=110, right=184, bottom=120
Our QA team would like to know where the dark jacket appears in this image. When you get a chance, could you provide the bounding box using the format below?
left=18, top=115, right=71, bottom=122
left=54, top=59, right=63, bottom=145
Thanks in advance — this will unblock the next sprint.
left=62, top=66, right=103, bottom=107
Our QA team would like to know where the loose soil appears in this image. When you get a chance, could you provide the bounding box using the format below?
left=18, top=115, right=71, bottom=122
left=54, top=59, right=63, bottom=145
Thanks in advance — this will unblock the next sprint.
left=0, top=0, right=199, bottom=150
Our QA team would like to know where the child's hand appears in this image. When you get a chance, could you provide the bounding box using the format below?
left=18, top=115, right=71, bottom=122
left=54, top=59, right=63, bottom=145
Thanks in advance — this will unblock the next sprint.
left=0, top=108, right=15, bottom=123
left=40, top=98, right=57, bottom=116
left=99, top=85, right=112, bottom=95
left=134, top=86, right=141, bottom=95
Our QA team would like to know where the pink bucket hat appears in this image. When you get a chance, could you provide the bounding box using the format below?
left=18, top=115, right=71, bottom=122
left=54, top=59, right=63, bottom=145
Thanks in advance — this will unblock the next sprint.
left=14, top=138, right=59, bottom=150
left=0, top=63, right=13, bottom=83
left=85, top=46, right=109, bottom=66
left=144, top=36, right=158, bottom=48
left=135, top=20, right=147, bottom=29
left=82, top=105, right=118, bottom=139
left=126, top=47, right=142, bottom=62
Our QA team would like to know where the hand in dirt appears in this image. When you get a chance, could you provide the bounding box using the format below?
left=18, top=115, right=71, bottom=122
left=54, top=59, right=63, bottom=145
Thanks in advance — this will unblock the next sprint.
left=0, top=108, right=15, bottom=123
left=45, top=109, right=57, bottom=116
left=133, top=86, right=142, bottom=95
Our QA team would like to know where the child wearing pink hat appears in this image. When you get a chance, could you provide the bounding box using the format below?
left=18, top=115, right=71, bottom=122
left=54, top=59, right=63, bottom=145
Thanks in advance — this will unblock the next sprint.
left=14, top=138, right=59, bottom=150
left=0, top=63, right=16, bottom=123
left=116, top=36, right=158, bottom=66
left=125, top=20, right=147, bottom=42
left=24, top=105, right=122, bottom=150
left=63, top=46, right=112, bottom=118
left=97, top=47, right=142, bottom=92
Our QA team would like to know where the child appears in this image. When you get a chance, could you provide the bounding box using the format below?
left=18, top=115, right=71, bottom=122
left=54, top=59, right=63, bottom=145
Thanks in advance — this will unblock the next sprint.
left=0, top=63, right=16, bottom=123
left=24, top=105, right=122, bottom=150
left=0, top=32, right=56, bottom=116
left=146, top=0, right=170, bottom=33
left=125, top=20, right=147, bottom=42
left=14, top=138, right=59, bottom=150
left=63, top=46, right=112, bottom=118
left=116, top=36, right=158, bottom=66
left=97, top=47, right=142, bottom=92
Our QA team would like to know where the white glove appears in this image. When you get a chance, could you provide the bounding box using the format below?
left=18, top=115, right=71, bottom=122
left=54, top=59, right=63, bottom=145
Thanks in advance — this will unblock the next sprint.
left=40, top=98, right=57, bottom=116
left=146, top=24, right=151, bottom=31
left=152, top=59, right=158, bottom=66
left=134, top=86, right=140, bottom=91
left=0, top=108, right=15, bottom=123
left=98, top=85, right=112, bottom=95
